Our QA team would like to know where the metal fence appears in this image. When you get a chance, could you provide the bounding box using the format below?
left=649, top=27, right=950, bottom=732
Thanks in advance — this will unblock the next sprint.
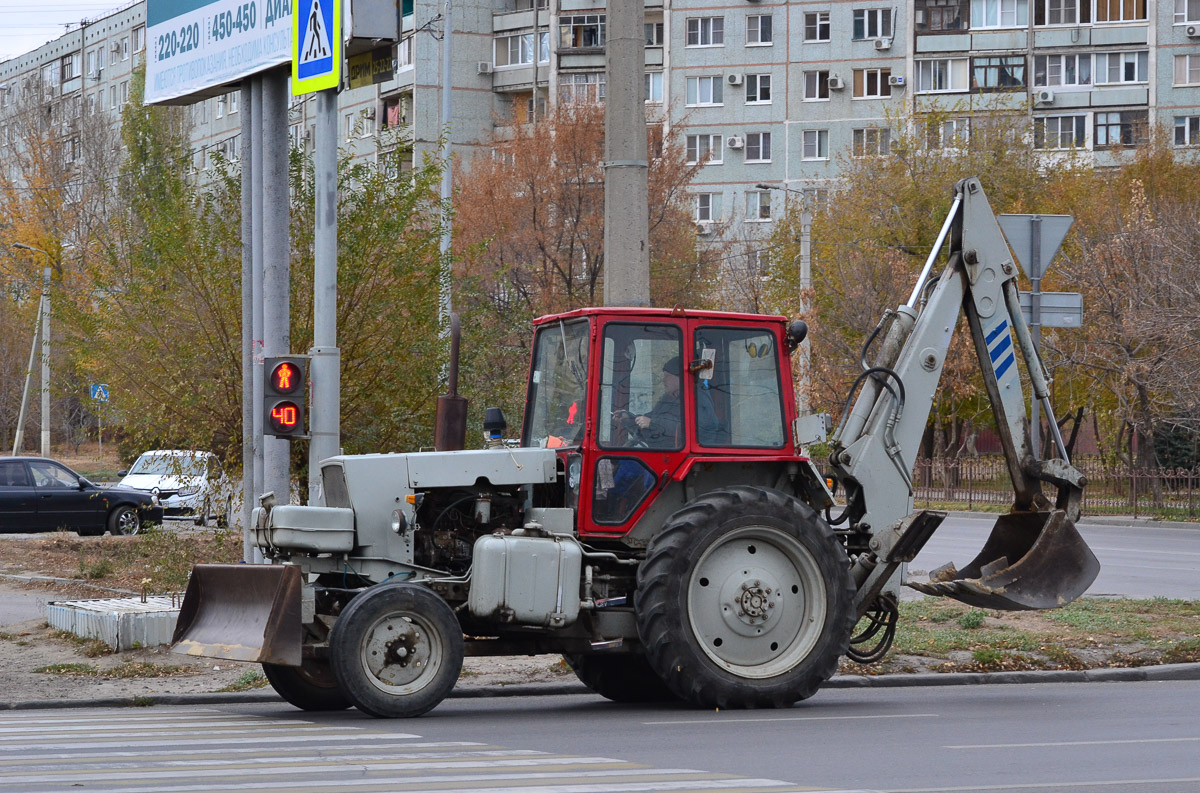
left=911, top=457, right=1200, bottom=519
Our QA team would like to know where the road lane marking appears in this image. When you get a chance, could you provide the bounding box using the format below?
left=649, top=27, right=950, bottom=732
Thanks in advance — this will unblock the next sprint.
left=947, top=736, right=1200, bottom=749
left=644, top=713, right=938, bottom=726
left=883, top=777, right=1200, bottom=791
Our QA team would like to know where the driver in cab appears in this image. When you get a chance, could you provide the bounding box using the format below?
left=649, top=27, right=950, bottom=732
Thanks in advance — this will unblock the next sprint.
left=635, top=357, right=683, bottom=447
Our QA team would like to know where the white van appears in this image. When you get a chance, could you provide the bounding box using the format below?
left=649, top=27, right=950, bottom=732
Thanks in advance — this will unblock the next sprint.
left=118, top=450, right=230, bottom=527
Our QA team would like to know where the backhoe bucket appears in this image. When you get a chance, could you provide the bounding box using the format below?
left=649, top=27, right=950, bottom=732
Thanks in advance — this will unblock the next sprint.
left=908, top=510, right=1099, bottom=610
left=171, top=564, right=303, bottom=666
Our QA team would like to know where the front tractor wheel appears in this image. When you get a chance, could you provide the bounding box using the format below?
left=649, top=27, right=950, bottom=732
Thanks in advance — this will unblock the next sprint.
left=262, top=658, right=351, bottom=711
left=330, top=583, right=464, bottom=718
left=635, top=486, right=854, bottom=709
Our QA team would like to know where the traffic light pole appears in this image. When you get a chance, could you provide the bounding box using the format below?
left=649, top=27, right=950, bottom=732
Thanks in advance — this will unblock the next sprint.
left=240, top=79, right=256, bottom=561
left=262, top=70, right=292, bottom=504
left=309, top=87, right=340, bottom=503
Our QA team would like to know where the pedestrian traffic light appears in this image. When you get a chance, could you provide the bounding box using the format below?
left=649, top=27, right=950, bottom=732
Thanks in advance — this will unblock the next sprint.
left=264, top=356, right=308, bottom=439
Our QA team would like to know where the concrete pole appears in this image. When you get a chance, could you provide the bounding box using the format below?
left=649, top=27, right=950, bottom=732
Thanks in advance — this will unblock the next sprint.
left=11, top=292, right=43, bottom=455
left=39, top=264, right=50, bottom=457
left=309, top=88, right=340, bottom=504
left=240, top=80, right=255, bottom=560
left=1030, top=216, right=1042, bottom=460
left=438, top=0, right=454, bottom=324
left=262, top=69, right=291, bottom=503
left=798, top=209, right=812, bottom=412
left=251, top=78, right=266, bottom=502
left=602, top=0, right=650, bottom=307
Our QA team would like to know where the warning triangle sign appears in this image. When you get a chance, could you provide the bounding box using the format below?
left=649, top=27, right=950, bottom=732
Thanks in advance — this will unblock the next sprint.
left=301, top=0, right=331, bottom=64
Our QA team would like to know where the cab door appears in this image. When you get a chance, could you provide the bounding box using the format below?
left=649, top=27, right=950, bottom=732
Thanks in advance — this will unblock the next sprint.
left=580, top=319, right=688, bottom=537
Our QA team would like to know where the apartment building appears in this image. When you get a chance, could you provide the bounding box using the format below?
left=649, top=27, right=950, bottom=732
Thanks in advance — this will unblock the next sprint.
left=4, top=0, right=1198, bottom=240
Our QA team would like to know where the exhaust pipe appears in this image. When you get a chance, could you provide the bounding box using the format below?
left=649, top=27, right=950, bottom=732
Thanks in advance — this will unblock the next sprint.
left=435, top=312, right=468, bottom=451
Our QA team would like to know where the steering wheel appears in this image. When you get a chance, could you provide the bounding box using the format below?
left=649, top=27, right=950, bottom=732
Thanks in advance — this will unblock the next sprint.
left=611, top=410, right=647, bottom=448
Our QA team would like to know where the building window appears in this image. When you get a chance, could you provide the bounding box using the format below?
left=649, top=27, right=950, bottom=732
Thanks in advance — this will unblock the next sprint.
left=61, top=54, right=77, bottom=81
left=559, top=15, right=605, bottom=49
left=560, top=72, right=605, bottom=103
left=686, top=134, right=723, bottom=164
left=854, top=68, right=893, bottom=98
left=87, top=94, right=96, bottom=115
left=746, top=74, right=772, bottom=103
left=1033, top=115, right=1086, bottom=149
left=1095, top=0, right=1146, bottom=22
left=852, top=127, right=891, bottom=156
left=804, top=12, right=830, bottom=41
left=122, top=36, right=130, bottom=60
left=926, top=118, right=971, bottom=148
left=917, top=58, right=970, bottom=92
left=1034, top=53, right=1092, bottom=86
left=496, top=33, right=542, bottom=67
left=745, top=132, right=771, bottom=162
left=216, top=95, right=226, bottom=118
left=970, top=0, right=1028, bottom=28
left=803, top=70, right=831, bottom=100
left=645, top=22, right=664, bottom=45
left=686, top=76, right=724, bottom=106
left=1094, top=110, right=1147, bottom=148
left=1095, top=51, right=1148, bottom=84
left=745, top=191, right=772, bottom=221
left=229, top=91, right=238, bottom=114
left=972, top=56, right=1026, bottom=90
left=696, top=192, right=722, bottom=222
left=1035, top=0, right=1088, bottom=24
left=397, top=36, right=413, bottom=68
left=1177, top=0, right=1200, bottom=23
left=42, top=62, right=61, bottom=88
left=748, top=15, right=773, bottom=45
left=802, top=129, right=829, bottom=160
left=686, top=17, right=724, bottom=47
left=916, top=0, right=969, bottom=31
left=1175, top=115, right=1200, bottom=146
left=133, top=26, right=145, bottom=52
left=1175, top=54, right=1200, bottom=86
left=345, top=113, right=355, bottom=140
left=645, top=71, right=663, bottom=102
left=110, top=85, right=117, bottom=109
left=120, top=81, right=129, bottom=105
left=853, top=8, right=893, bottom=39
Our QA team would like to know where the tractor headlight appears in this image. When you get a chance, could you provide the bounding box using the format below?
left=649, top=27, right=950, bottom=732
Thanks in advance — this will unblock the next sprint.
left=391, top=509, right=407, bottom=534
left=565, top=453, right=582, bottom=509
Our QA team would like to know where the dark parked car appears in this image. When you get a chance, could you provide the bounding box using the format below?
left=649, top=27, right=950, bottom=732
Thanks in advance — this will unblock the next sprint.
left=0, top=457, right=162, bottom=536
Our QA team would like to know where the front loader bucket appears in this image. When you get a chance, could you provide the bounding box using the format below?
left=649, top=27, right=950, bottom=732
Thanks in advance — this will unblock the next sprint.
left=171, top=564, right=303, bottom=666
left=908, top=510, right=1099, bottom=610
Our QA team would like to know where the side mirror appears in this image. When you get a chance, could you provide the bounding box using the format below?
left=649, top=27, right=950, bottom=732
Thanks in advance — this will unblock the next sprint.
left=78, top=478, right=91, bottom=490
left=117, top=469, right=128, bottom=477
left=785, top=320, right=809, bottom=353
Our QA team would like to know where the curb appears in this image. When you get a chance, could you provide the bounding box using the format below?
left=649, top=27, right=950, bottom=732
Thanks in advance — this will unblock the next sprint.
left=5, top=664, right=1199, bottom=712
left=943, top=510, right=1200, bottom=531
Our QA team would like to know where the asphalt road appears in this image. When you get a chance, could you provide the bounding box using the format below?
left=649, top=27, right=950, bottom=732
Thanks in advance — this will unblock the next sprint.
left=910, top=514, right=1200, bottom=600
left=4, top=682, right=1198, bottom=792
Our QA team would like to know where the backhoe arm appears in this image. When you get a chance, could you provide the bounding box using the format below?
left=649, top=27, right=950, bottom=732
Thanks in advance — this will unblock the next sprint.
left=828, top=177, right=1099, bottom=614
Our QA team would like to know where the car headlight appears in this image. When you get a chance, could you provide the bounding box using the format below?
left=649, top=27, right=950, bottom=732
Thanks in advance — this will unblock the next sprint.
left=177, top=487, right=199, bottom=497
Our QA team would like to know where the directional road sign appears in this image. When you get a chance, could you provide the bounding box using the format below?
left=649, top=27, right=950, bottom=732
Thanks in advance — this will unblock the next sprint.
left=90, top=384, right=110, bottom=402
left=293, top=0, right=341, bottom=95
left=997, top=214, right=1074, bottom=281
left=1019, top=291, right=1083, bottom=328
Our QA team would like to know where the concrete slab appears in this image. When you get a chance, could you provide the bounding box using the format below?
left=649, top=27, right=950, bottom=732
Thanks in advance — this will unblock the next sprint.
left=45, top=596, right=180, bottom=651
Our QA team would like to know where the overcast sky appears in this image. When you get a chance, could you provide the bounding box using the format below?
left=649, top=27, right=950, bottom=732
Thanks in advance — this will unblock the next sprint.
left=1, top=2, right=133, bottom=62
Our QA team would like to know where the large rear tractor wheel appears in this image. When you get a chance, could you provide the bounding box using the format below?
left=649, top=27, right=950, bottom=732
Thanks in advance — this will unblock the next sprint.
left=262, top=658, right=351, bottom=711
left=563, top=653, right=680, bottom=703
left=635, top=486, right=854, bottom=709
left=330, top=583, right=464, bottom=718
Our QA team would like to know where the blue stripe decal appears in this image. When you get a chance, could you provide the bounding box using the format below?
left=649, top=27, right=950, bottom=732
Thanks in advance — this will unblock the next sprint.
left=989, top=333, right=1013, bottom=363
left=985, top=319, right=1009, bottom=347
left=995, top=352, right=1016, bottom=380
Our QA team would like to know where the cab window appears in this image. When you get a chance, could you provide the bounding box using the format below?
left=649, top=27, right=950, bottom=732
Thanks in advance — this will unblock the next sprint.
left=524, top=319, right=591, bottom=447
left=597, top=323, right=683, bottom=450
left=694, top=327, right=786, bottom=448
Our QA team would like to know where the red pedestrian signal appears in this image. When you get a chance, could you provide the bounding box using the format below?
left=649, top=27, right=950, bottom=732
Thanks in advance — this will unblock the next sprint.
left=264, top=356, right=308, bottom=439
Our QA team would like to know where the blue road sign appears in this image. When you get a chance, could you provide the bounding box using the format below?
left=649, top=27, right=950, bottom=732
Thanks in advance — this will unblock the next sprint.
left=90, top=384, right=110, bottom=402
left=293, top=0, right=340, bottom=94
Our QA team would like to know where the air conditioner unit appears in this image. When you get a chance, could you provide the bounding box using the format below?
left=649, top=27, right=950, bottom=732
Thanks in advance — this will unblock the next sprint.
left=1187, top=24, right=1200, bottom=37
left=727, top=73, right=744, bottom=86
left=874, top=38, right=892, bottom=51
left=364, top=106, right=376, bottom=119
left=696, top=222, right=713, bottom=235
left=827, top=74, right=845, bottom=90
left=888, top=75, right=905, bottom=86
left=1034, top=88, right=1054, bottom=105
left=726, top=135, right=745, bottom=149
left=477, top=61, right=493, bottom=75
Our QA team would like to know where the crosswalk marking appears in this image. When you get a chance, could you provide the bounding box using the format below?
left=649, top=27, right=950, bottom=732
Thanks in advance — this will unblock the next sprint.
left=0, top=708, right=871, bottom=793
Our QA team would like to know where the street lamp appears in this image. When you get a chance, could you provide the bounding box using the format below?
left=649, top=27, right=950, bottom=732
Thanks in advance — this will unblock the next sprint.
left=755, top=184, right=814, bottom=411
left=11, top=243, right=52, bottom=457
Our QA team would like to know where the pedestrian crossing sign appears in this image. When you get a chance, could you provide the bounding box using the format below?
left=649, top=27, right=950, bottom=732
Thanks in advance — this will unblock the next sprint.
left=293, top=0, right=341, bottom=95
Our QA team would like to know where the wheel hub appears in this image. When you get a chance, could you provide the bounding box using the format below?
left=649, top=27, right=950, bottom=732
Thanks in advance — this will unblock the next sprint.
left=718, top=568, right=788, bottom=637
left=736, top=580, right=777, bottom=622
left=363, top=617, right=430, bottom=688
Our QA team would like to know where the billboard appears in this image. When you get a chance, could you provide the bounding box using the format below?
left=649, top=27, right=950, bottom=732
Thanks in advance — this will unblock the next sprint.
left=145, top=0, right=293, bottom=105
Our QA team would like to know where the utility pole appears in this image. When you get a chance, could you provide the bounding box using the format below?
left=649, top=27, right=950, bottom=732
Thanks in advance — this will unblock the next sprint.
left=602, top=0, right=650, bottom=307
left=309, top=86, right=340, bottom=502
left=438, top=0, right=454, bottom=323
left=12, top=243, right=51, bottom=456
